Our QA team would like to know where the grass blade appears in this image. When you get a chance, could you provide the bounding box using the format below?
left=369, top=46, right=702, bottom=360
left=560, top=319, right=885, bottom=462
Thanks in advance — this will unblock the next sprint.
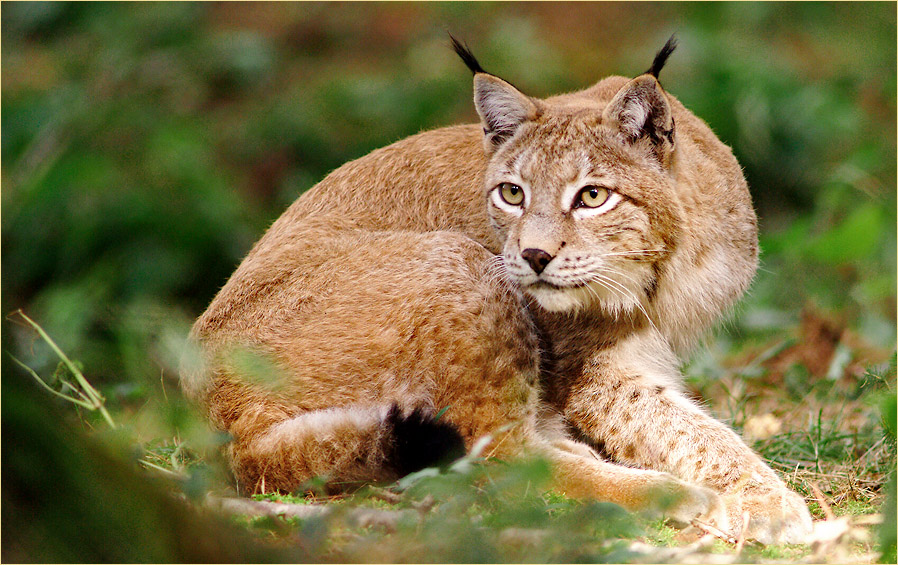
left=8, top=353, right=97, bottom=410
left=7, top=309, right=116, bottom=429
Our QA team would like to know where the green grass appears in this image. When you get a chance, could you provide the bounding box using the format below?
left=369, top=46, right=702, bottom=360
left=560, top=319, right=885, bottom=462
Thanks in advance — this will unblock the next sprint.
left=743, top=543, right=813, bottom=562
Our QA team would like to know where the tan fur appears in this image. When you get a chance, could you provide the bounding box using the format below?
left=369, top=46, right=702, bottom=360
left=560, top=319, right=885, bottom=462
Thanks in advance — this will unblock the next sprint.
left=184, top=49, right=812, bottom=543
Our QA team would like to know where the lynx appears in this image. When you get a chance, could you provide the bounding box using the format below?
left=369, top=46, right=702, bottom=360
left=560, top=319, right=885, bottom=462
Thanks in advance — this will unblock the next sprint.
left=183, top=37, right=813, bottom=543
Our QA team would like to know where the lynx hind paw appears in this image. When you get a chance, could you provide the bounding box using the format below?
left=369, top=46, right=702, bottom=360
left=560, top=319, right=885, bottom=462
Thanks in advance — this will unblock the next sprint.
left=384, top=405, right=466, bottom=477
left=732, top=487, right=814, bottom=545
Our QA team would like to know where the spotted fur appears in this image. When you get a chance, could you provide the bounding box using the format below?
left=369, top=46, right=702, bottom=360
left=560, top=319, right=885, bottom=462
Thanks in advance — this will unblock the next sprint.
left=183, top=39, right=812, bottom=543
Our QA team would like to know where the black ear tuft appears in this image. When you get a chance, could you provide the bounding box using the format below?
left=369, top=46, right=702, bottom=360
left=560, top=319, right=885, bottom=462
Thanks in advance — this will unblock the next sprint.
left=646, top=34, right=678, bottom=79
left=449, top=33, right=487, bottom=75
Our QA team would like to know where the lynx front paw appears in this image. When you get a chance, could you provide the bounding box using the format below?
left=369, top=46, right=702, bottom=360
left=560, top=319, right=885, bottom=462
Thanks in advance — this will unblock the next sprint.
left=655, top=478, right=729, bottom=533
left=726, top=486, right=813, bottom=544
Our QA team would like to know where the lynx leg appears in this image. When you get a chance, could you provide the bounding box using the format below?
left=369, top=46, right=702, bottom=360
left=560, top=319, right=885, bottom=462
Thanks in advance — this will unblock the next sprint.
left=563, top=334, right=813, bottom=543
left=547, top=444, right=727, bottom=528
left=465, top=420, right=727, bottom=529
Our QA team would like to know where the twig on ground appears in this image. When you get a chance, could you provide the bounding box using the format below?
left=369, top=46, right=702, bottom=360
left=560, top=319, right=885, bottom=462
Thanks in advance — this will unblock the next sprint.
left=810, top=482, right=836, bottom=521
left=365, top=486, right=403, bottom=505
left=735, top=510, right=750, bottom=553
left=690, top=518, right=737, bottom=545
left=207, top=496, right=415, bottom=533
left=411, top=494, right=436, bottom=516
left=628, top=535, right=738, bottom=564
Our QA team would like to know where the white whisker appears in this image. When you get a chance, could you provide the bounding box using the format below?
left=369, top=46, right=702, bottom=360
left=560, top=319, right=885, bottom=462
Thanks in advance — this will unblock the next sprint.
left=588, top=273, right=658, bottom=333
left=597, top=264, right=642, bottom=288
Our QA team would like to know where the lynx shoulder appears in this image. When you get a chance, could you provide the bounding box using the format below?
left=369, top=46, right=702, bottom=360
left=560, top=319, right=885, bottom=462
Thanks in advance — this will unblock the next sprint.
left=183, top=37, right=811, bottom=544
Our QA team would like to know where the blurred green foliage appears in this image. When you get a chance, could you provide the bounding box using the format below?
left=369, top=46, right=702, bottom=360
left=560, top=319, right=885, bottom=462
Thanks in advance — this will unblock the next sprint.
left=2, top=2, right=895, bottom=561
left=239, top=454, right=645, bottom=562
left=2, top=371, right=294, bottom=562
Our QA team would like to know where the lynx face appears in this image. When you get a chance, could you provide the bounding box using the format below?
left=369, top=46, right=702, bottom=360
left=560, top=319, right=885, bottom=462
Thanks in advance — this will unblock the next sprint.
left=477, top=78, right=682, bottom=317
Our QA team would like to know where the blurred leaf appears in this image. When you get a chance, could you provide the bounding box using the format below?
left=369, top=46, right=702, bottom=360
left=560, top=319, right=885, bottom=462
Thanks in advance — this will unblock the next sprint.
left=1, top=1, right=73, bottom=37
left=202, top=30, right=276, bottom=93
left=807, top=203, right=884, bottom=265
left=1, top=370, right=291, bottom=562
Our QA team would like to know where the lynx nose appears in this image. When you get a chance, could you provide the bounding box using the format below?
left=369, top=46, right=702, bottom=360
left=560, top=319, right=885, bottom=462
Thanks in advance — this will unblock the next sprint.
left=521, top=248, right=554, bottom=275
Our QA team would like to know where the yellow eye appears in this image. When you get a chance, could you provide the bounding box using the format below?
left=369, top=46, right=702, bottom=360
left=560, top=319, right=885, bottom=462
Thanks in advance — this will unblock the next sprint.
left=498, top=182, right=525, bottom=206
left=577, top=186, right=610, bottom=208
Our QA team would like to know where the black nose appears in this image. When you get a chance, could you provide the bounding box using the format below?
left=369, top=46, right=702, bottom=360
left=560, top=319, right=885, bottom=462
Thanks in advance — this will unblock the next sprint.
left=521, top=248, right=554, bottom=274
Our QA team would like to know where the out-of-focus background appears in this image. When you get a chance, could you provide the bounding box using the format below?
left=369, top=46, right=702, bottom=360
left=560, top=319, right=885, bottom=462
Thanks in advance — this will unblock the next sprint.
left=2, top=3, right=895, bottom=562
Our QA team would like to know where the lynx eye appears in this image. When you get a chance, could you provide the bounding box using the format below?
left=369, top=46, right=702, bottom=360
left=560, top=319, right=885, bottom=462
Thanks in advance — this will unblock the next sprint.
left=498, top=182, right=525, bottom=206
left=576, top=185, right=610, bottom=209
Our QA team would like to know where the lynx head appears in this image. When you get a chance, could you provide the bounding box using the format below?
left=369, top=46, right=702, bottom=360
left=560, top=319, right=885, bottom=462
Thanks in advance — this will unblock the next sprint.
left=454, top=37, right=684, bottom=320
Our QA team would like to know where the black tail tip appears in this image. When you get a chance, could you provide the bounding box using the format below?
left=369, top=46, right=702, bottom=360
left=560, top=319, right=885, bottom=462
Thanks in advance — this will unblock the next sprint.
left=449, top=33, right=486, bottom=75
left=646, top=34, right=678, bottom=79
left=385, top=405, right=466, bottom=477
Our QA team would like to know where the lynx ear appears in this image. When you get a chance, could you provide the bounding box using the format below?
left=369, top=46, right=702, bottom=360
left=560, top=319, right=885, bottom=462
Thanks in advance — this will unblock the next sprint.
left=450, top=34, right=539, bottom=152
left=473, top=74, right=540, bottom=152
left=602, top=75, right=676, bottom=169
